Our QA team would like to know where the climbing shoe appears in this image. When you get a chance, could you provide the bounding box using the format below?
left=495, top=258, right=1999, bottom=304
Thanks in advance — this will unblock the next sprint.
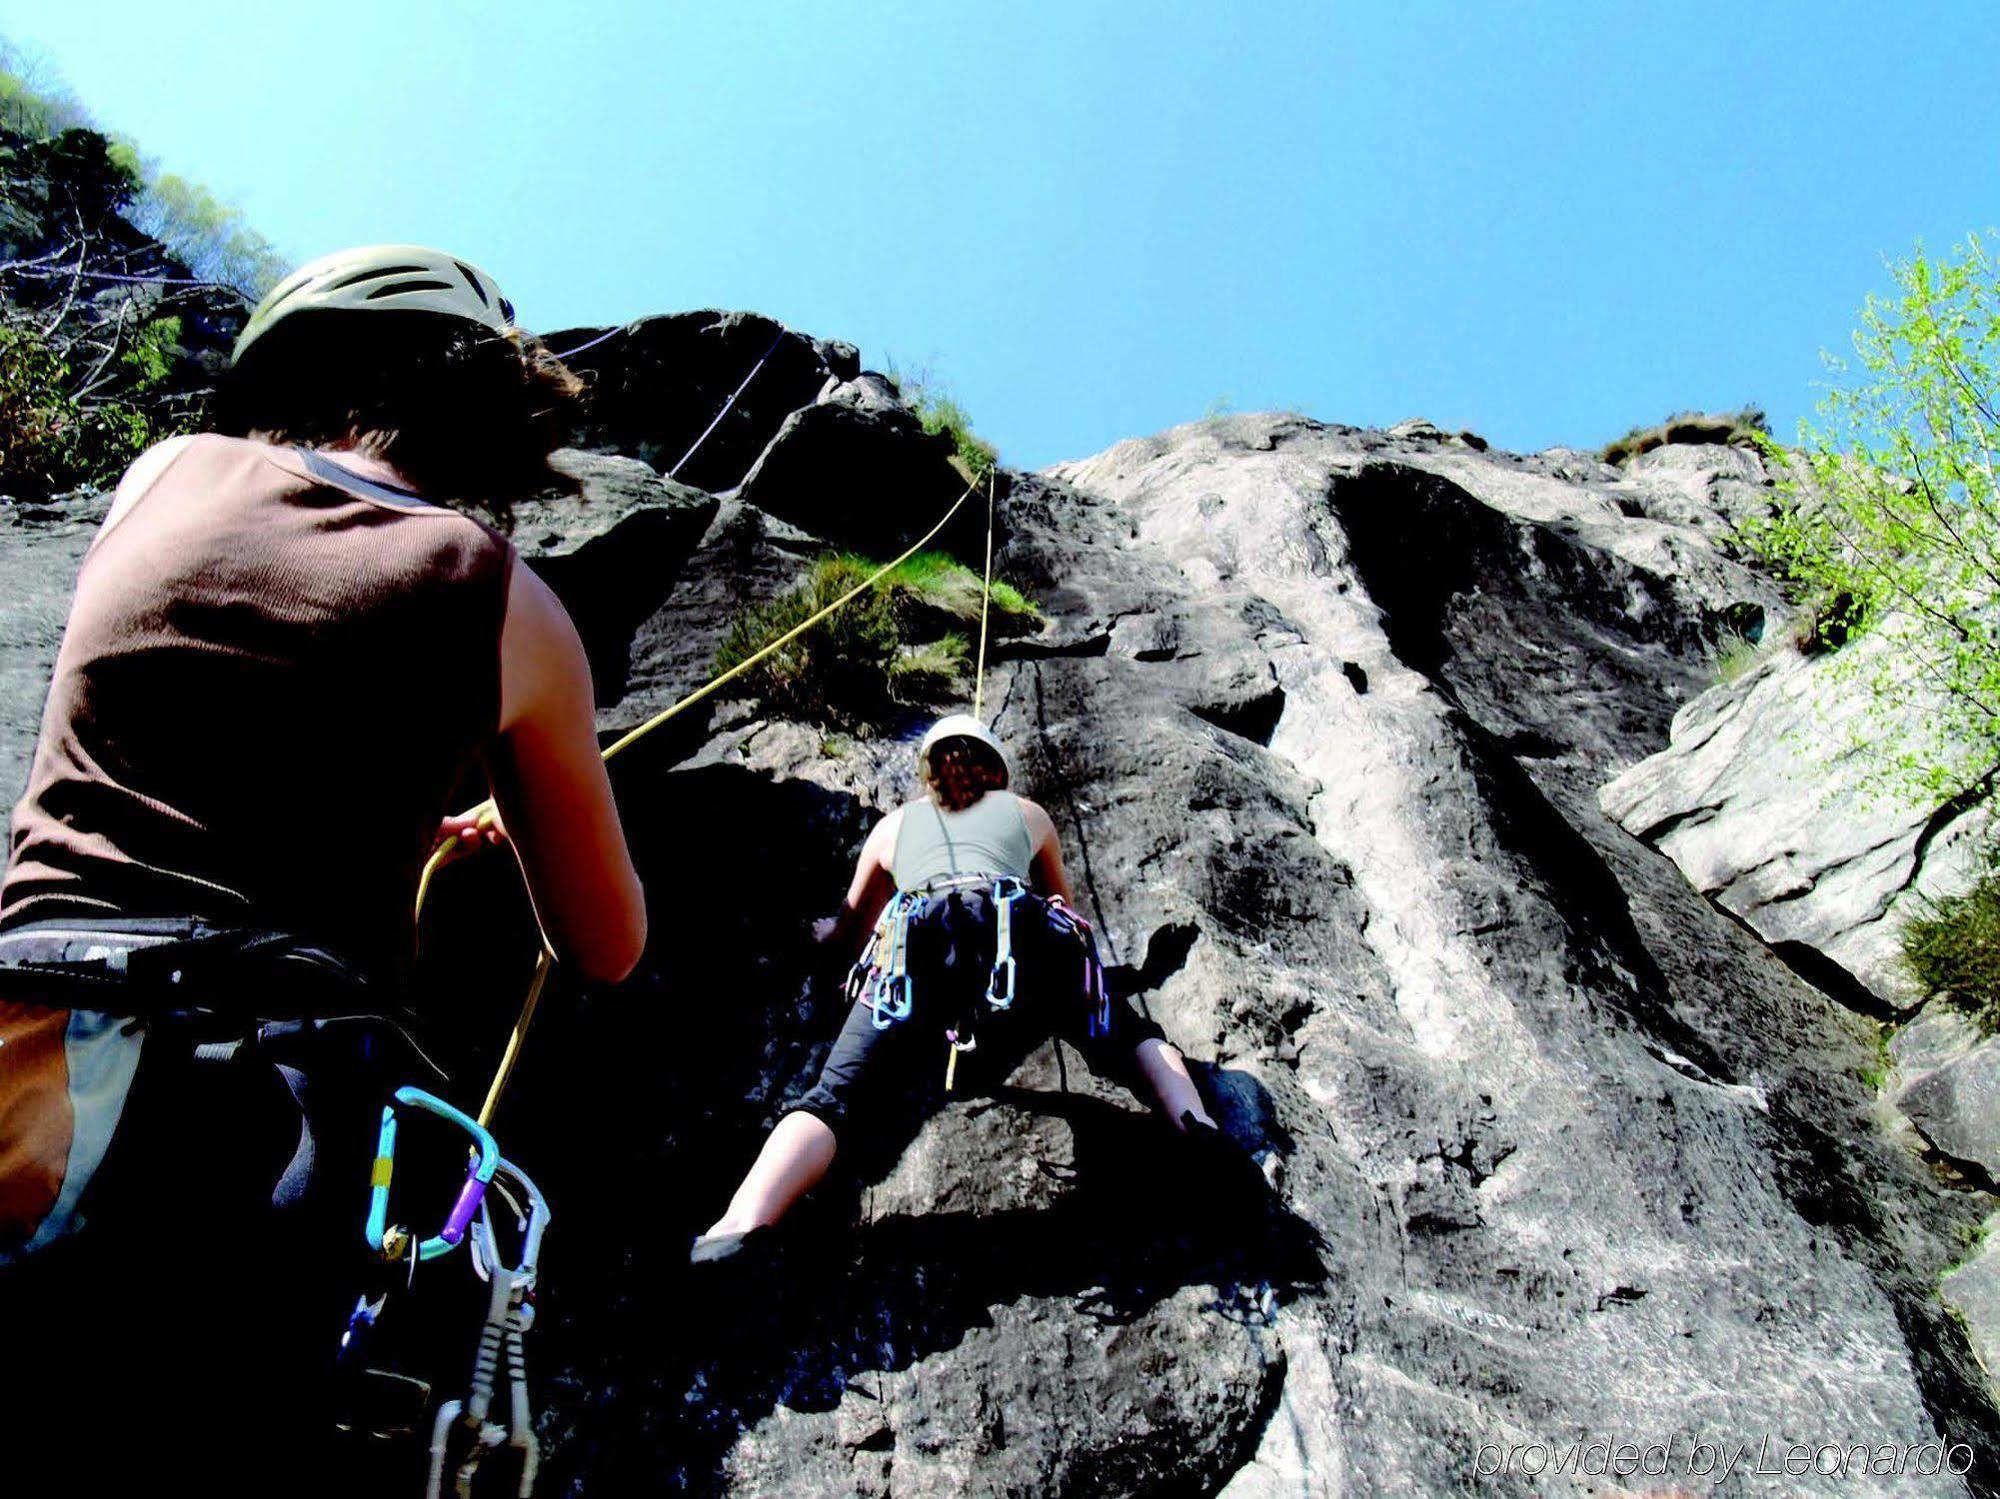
left=688, top=1226, right=772, bottom=1269
left=1181, top=1113, right=1270, bottom=1198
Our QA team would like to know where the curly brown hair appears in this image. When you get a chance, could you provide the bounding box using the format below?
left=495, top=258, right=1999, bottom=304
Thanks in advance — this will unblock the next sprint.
left=924, top=737, right=1009, bottom=812
left=212, top=309, right=582, bottom=526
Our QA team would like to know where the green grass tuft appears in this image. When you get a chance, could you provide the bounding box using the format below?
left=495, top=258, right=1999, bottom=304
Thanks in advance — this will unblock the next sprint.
left=1711, top=629, right=1768, bottom=687
left=715, top=551, right=1034, bottom=728
left=887, top=632, right=971, bottom=700
left=1902, top=875, right=2000, bottom=1032
left=886, top=361, right=999, bottom=476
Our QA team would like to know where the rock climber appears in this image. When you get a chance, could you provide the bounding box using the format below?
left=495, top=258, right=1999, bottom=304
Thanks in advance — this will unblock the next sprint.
left=691, top=713, right=1224, bottom=1264
left=0, top=245, right=646, bottom=1490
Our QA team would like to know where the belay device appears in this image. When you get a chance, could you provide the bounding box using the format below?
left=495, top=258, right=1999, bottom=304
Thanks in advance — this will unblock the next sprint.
left=339, top=1088, right=552, bottom=1498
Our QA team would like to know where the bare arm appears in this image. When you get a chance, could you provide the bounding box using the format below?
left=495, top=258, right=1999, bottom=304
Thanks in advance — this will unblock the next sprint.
left=486, top=552, right=647, bottom=984
left=816, top=811, right=899, bottom=958
left=1020, top=797, right=1078, bottom=908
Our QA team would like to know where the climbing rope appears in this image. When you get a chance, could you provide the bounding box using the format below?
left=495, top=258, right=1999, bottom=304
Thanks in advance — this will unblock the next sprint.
left=547, top=324, right=629, bottom=361
left=546, top=321, right=786, bottom=458
left=668, top=325, right=788, bottom=480
left=972, top=466, right=998, bottom=721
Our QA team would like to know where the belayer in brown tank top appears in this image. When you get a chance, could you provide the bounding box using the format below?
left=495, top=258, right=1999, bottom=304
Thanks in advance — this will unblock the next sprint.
left=1, top=434, right=513, bottom=981
left=0, top=245, right=647, bottom=1492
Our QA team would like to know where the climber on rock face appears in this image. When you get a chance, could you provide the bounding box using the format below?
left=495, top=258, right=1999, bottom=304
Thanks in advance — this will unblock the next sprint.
left=0, top=245, right=646, bottom=1490
left=690, top=714, right=1219, bottom=1264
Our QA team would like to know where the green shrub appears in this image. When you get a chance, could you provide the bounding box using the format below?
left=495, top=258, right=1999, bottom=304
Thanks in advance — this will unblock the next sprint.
left=1903, top=875, right=2000, bottom=1030
left=0, top=317, right=182, bottom=497
left=715, top=551, right=1035, bottom=727
left=1600, top=406, right=1769, bottom=465
left=714, top=556, right=902, bottom=726
left=872, top=549, right=1039, bottom=625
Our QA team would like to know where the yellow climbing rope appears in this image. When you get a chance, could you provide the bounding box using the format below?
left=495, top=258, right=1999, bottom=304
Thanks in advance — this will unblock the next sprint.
left=972, top=466, right=998, bottom=721
left=423, top=460, right=1000, bottom=1129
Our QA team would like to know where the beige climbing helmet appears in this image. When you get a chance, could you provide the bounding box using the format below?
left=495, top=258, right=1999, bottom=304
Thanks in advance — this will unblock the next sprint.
left=231, top=244, right=517, bottom=366
left=918, top=714, right=1010, bottom=783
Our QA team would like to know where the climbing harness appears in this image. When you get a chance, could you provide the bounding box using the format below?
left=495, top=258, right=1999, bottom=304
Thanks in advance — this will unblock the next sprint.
left=426, top=1157, right=550, bottom=1499
left=840, top=873, right=1110, bottom=1092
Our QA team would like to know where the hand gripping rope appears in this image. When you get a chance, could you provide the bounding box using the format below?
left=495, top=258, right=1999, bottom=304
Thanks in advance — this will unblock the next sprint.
left=427, top=1158, right=550, bottom=1499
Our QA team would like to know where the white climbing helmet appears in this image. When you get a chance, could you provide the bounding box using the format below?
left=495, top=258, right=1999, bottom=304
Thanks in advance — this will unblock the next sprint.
left=918, top=714, right=1010, bottom=783
left=231, top=244, right=517, bottom=366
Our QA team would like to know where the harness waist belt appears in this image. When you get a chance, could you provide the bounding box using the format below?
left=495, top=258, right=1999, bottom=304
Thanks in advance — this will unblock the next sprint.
left=0, top=916, right=378, bottom=1025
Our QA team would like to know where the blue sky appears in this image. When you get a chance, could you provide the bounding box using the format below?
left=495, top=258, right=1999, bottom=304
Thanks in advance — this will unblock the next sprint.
left=7, top=1, right=1996, bottom=468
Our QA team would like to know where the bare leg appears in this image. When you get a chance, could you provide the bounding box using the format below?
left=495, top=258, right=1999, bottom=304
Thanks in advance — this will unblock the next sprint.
left=702, top=1111, right=839, bottom=1239
left=1134, top=1038, right=1215, bottom=1131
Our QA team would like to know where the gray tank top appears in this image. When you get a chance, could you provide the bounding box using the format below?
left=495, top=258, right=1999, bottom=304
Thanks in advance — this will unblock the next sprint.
left=891, top=790, right=1035, bottom=892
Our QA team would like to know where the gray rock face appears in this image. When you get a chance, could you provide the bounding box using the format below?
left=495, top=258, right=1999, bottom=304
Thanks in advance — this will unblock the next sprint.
left=1942, top=1236, right=2000, bottom=1385
left=1902, top=1042, right=2000, bottom=1183
left=736, top=400, right=978, bottom=559
left=0, top=496, right=102, bottom=803
left=6, top=350, right=1995, bottom=1493
left=1601, top=632, right=1991, bottom=1014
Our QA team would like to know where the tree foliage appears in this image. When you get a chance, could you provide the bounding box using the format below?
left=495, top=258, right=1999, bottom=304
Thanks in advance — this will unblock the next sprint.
left=1743, top=235, right=2000, bottom=803
left=0, top=316, right=181, bottom=497
left=0, top=38, right=282, bottom=298
left=129, top=169, right=284, bottom=298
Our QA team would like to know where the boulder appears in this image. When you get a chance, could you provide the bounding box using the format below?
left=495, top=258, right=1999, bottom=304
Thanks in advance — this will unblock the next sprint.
left=551, top=310, right=859, bottom=490
left=413, top=407, right=2000, bottom=1492
left=735, top=401, right=983, bottom=562
left=1901, top=1040, right=2000, bottom=1182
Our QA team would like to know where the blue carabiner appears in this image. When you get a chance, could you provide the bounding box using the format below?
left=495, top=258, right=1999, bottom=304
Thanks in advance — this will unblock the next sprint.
left=364, top=1086, right=501, bottom=1263
left=868, top=892, right=917, bottom=1028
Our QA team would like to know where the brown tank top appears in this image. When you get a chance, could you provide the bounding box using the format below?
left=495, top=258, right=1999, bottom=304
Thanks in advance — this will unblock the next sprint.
left=0, top=435, right=513, bottom=983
